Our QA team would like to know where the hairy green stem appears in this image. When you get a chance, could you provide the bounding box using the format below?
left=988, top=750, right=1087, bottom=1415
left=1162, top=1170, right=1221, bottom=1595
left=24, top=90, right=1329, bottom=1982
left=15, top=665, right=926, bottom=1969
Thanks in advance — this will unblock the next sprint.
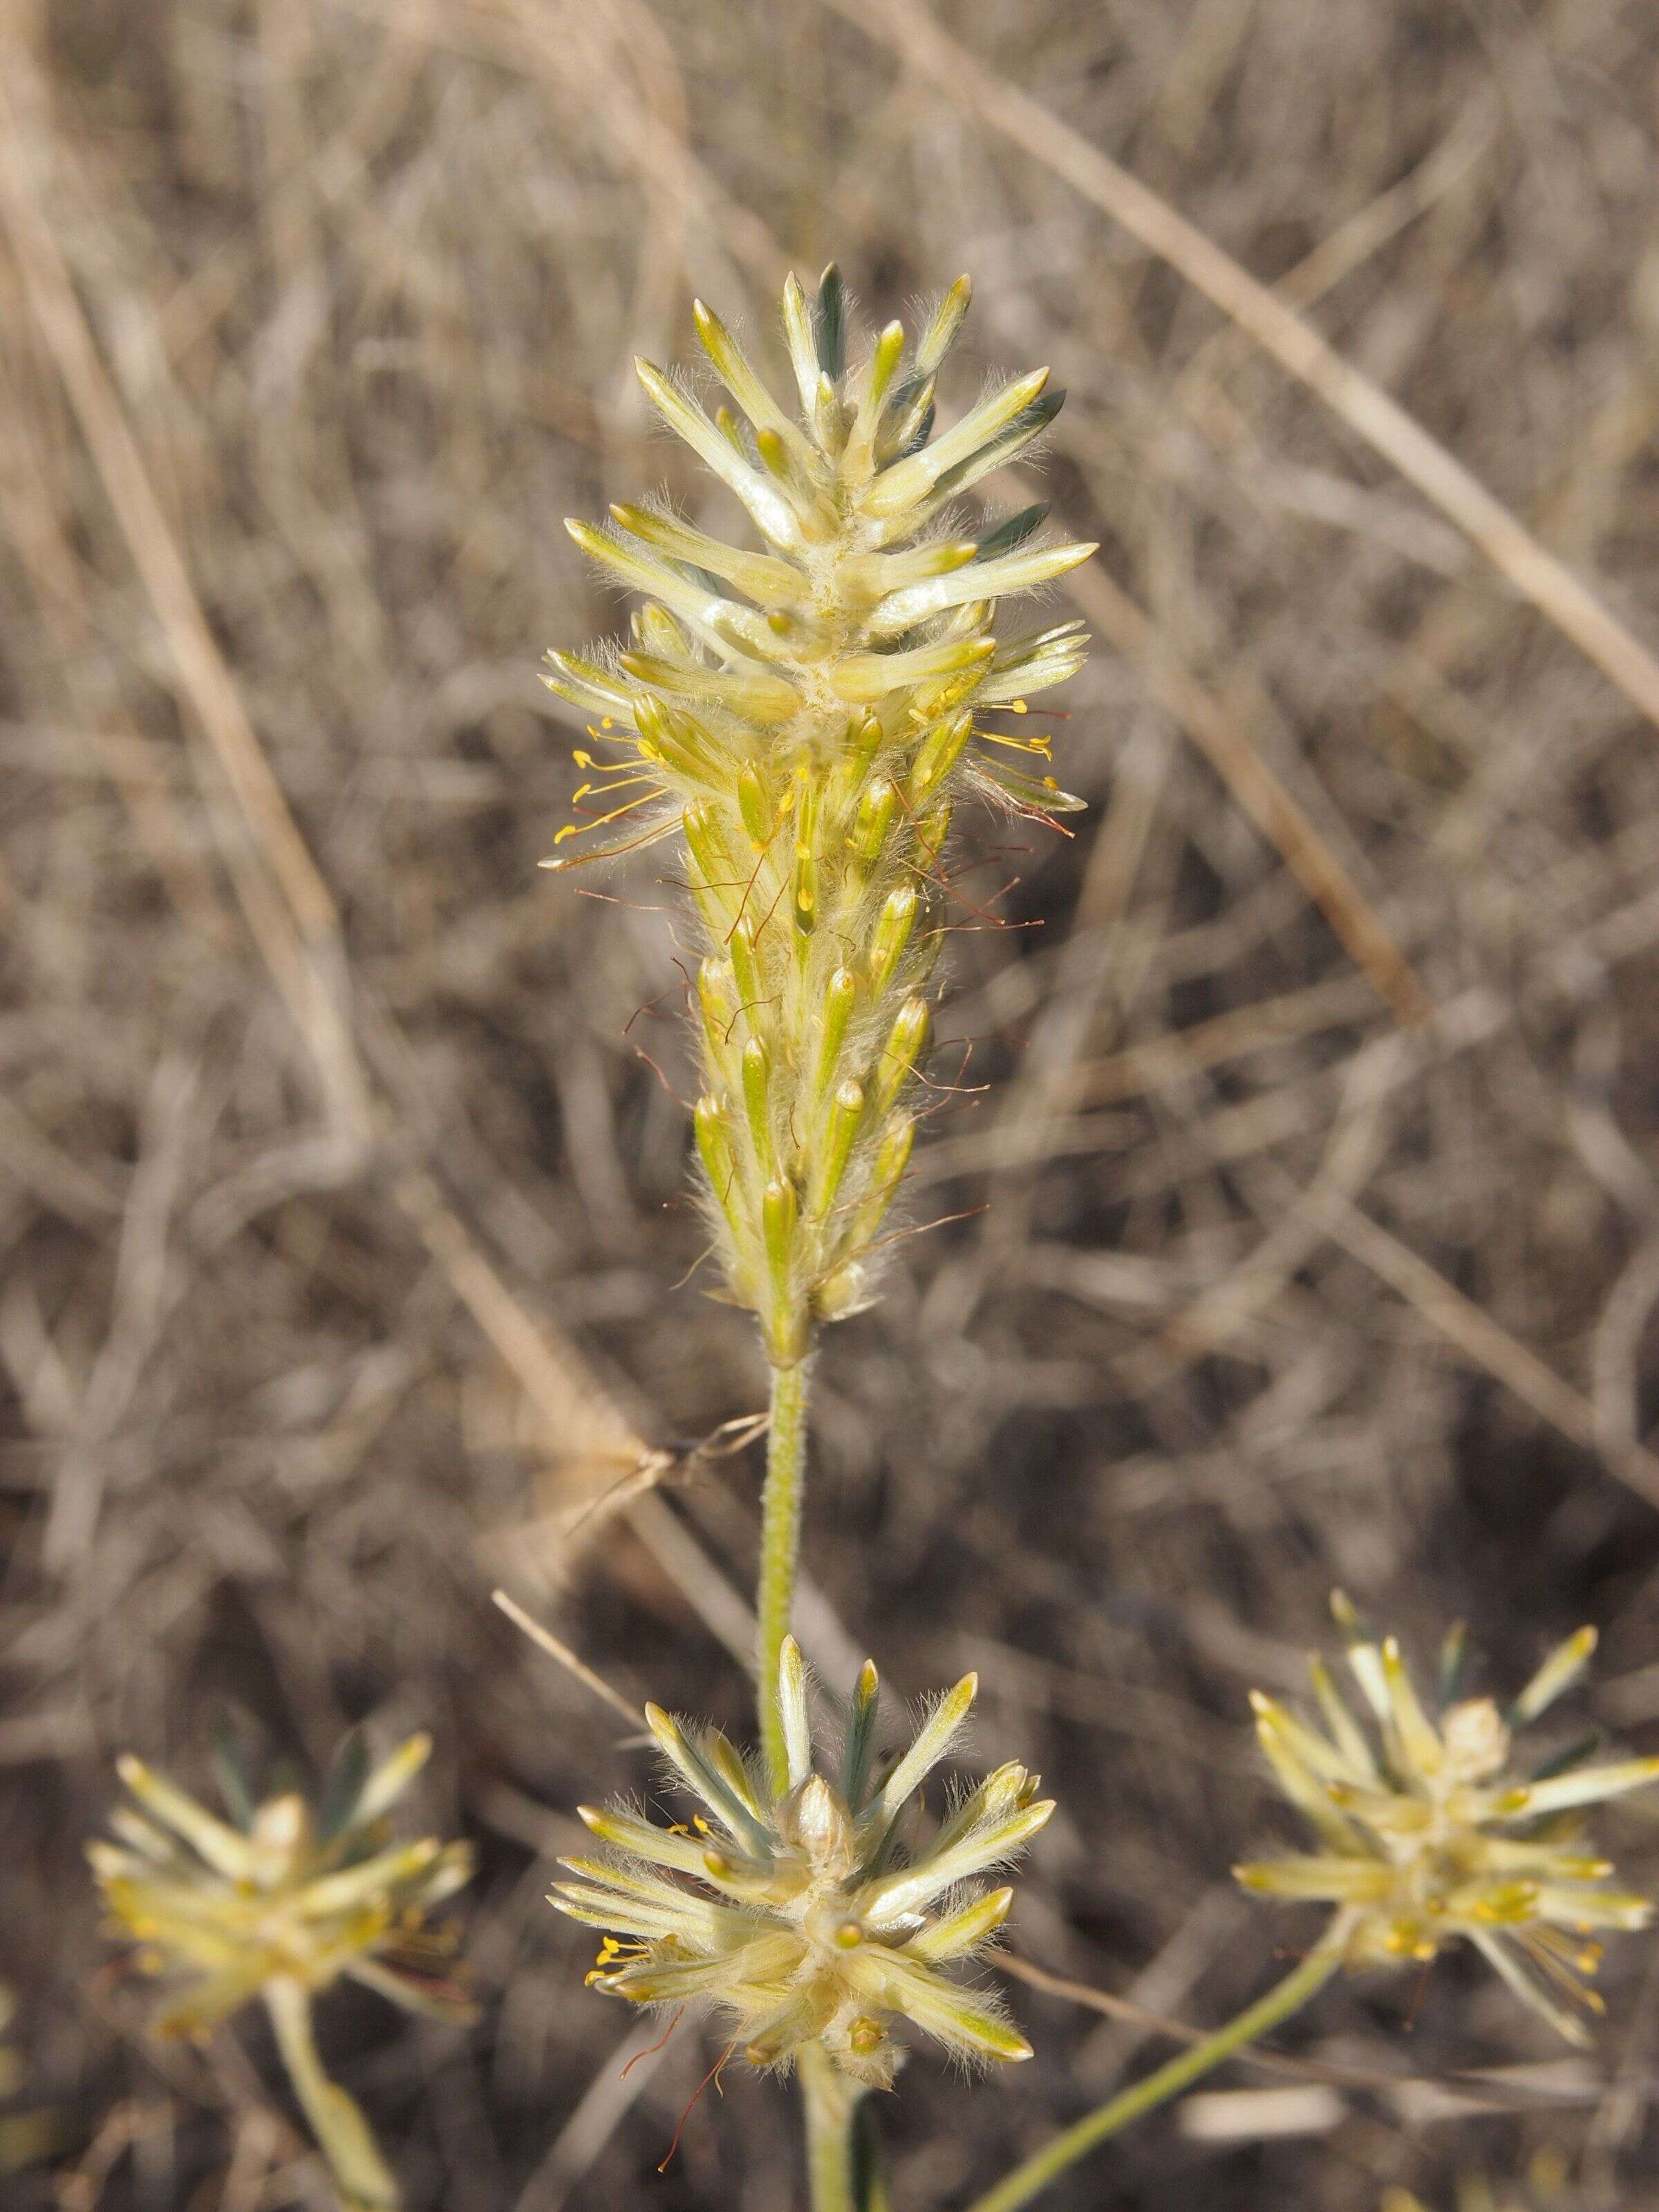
left=757, top=1355, right=812, bottom=1793
left=264, top=1976, right=401, bottom=2212
left=962, top=1947, right=1343, bottom=2212
left=800, top=2040, right=859, bottom=2212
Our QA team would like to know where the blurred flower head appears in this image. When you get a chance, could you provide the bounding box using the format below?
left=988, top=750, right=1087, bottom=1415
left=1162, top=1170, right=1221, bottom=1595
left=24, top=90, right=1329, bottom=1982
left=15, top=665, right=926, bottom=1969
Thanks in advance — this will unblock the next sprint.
left=91, top=1725, right=475, bottom=2040
left=1236, top=1593, right=1659, bottom=2044
left=552, top=1638, right=1053, bottom=2088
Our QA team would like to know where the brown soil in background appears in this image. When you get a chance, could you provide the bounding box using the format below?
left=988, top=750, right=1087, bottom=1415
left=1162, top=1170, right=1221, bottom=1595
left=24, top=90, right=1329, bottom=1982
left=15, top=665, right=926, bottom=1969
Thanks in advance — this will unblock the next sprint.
left=6, top=1, right=1659, bottom=2206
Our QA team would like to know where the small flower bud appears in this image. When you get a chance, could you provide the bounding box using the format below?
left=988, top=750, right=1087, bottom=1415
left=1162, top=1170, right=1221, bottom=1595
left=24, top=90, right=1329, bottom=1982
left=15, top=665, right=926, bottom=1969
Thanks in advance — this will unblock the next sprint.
left=871, top=1112, right=915, bottom=1194
left=852, top=778, right=899, bottom=872
left=813, top=370, right=846, bottom=454
left=915, top=798, right=953, bottom=864
left=741, top=1035, right=774, bottom=1173
left=867, top=886, right=918, bottom=997
left=762, top=1177, right=800, bottom=1341
left=809, top=1080, right=863, bottom=1217
left=737, top=764, right=774, bottom=847
left=683, top=803, right=735, bottom=921
left=813, top=967, right=859, bottom=1100
left=729, top=918, right=766, bottom=1029
left=695, top=959, right=741, bottom=1087
left=908, top=711, right=974, bottom=805
left=873, top=1000, right=930, bottom=1117
left=694, top=1095, right=740, bottom=1214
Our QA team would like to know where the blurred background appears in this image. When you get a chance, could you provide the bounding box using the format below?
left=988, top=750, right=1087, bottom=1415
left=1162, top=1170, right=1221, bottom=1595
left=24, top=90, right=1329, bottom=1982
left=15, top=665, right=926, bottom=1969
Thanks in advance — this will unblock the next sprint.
left=5, top=0, right=1659, bottom=2206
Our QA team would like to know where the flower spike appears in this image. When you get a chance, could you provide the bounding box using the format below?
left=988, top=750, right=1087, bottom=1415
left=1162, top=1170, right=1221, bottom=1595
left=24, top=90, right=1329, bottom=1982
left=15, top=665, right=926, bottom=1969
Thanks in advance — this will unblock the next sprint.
left=545, top=266, right=1093, bottom=1365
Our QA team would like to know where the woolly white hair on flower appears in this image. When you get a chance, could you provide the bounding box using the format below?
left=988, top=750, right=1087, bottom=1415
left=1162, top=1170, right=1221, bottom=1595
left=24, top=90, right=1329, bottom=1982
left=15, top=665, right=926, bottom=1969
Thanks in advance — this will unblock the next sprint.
left=552, top=1638, right=1053, bottom=2087
left=1236, top=1593, right=1659, bottom=2045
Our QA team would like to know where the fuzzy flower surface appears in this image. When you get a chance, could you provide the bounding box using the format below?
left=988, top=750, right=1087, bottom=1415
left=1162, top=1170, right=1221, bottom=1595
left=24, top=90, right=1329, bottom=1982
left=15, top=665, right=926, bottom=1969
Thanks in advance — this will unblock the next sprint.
left=544, top=265, right=1093, bottom=1363
left=1237, top=1593, right=1659, bottom=2044
left=91, top=1728, right=476, bottom=2040
left=552, top=1637, right=1053, bottom=2087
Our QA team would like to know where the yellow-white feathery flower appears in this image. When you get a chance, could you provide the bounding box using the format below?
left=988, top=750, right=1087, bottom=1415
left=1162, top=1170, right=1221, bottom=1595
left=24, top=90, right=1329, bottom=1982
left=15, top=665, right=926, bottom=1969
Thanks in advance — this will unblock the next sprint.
left=543, top=266, right=1094, bottom=1364
left=552, top=1638, right=1053, bottom=2088
left=91, top=1727, right=476, bottom=2041
left=1236, top=1593, right=1659, bottom=2045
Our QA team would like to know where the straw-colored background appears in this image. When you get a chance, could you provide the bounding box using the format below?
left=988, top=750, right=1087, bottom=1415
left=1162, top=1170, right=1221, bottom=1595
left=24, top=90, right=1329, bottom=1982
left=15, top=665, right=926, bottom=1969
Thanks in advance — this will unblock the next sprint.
left=6, top=1, right=1659, bottom=2205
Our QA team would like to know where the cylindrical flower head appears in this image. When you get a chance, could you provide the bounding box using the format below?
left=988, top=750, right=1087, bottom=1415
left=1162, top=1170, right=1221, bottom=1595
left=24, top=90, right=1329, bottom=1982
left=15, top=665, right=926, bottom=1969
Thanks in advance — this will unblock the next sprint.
left=544, top=268, right=1094, bottom=1365
left=1235, top=1594, right=1659, bottom=2045
left=90, top=1727, right=476, bottom=2040
left=552, top=1638, right=1053, bottom=2088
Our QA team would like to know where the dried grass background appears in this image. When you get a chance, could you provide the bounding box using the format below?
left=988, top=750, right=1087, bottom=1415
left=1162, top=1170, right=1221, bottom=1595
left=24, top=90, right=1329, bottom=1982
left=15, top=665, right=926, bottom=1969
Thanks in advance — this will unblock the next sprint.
left=6, top=0, right=1659, bottom=2206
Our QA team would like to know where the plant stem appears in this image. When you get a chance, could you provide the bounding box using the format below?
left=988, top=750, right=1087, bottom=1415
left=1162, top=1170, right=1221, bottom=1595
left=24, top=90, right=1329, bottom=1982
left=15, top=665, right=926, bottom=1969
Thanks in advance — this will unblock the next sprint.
left=962, top=1946, right=1343, bottom=2212
left=263, top=1976, right=402, bottom=2212
left=800, top=2040, right=859, bottom=2212
left=757, top=1354, right=812, bottom=1794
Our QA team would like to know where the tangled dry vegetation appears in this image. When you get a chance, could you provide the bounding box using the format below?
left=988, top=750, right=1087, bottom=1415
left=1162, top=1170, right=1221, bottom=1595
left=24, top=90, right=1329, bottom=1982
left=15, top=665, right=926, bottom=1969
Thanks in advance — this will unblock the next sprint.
left=5, top=1, right=1659, bottom=2206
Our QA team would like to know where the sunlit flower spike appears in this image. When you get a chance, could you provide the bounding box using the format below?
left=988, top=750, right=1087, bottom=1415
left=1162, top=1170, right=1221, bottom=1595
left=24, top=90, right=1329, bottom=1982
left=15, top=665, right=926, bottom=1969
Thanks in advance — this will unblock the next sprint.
left=544, top=265, right=1094, bottom=1365
left=1236, top=1593, right=1659, bottom=2044
left=552, top=1638, right=1053, bottom=2088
